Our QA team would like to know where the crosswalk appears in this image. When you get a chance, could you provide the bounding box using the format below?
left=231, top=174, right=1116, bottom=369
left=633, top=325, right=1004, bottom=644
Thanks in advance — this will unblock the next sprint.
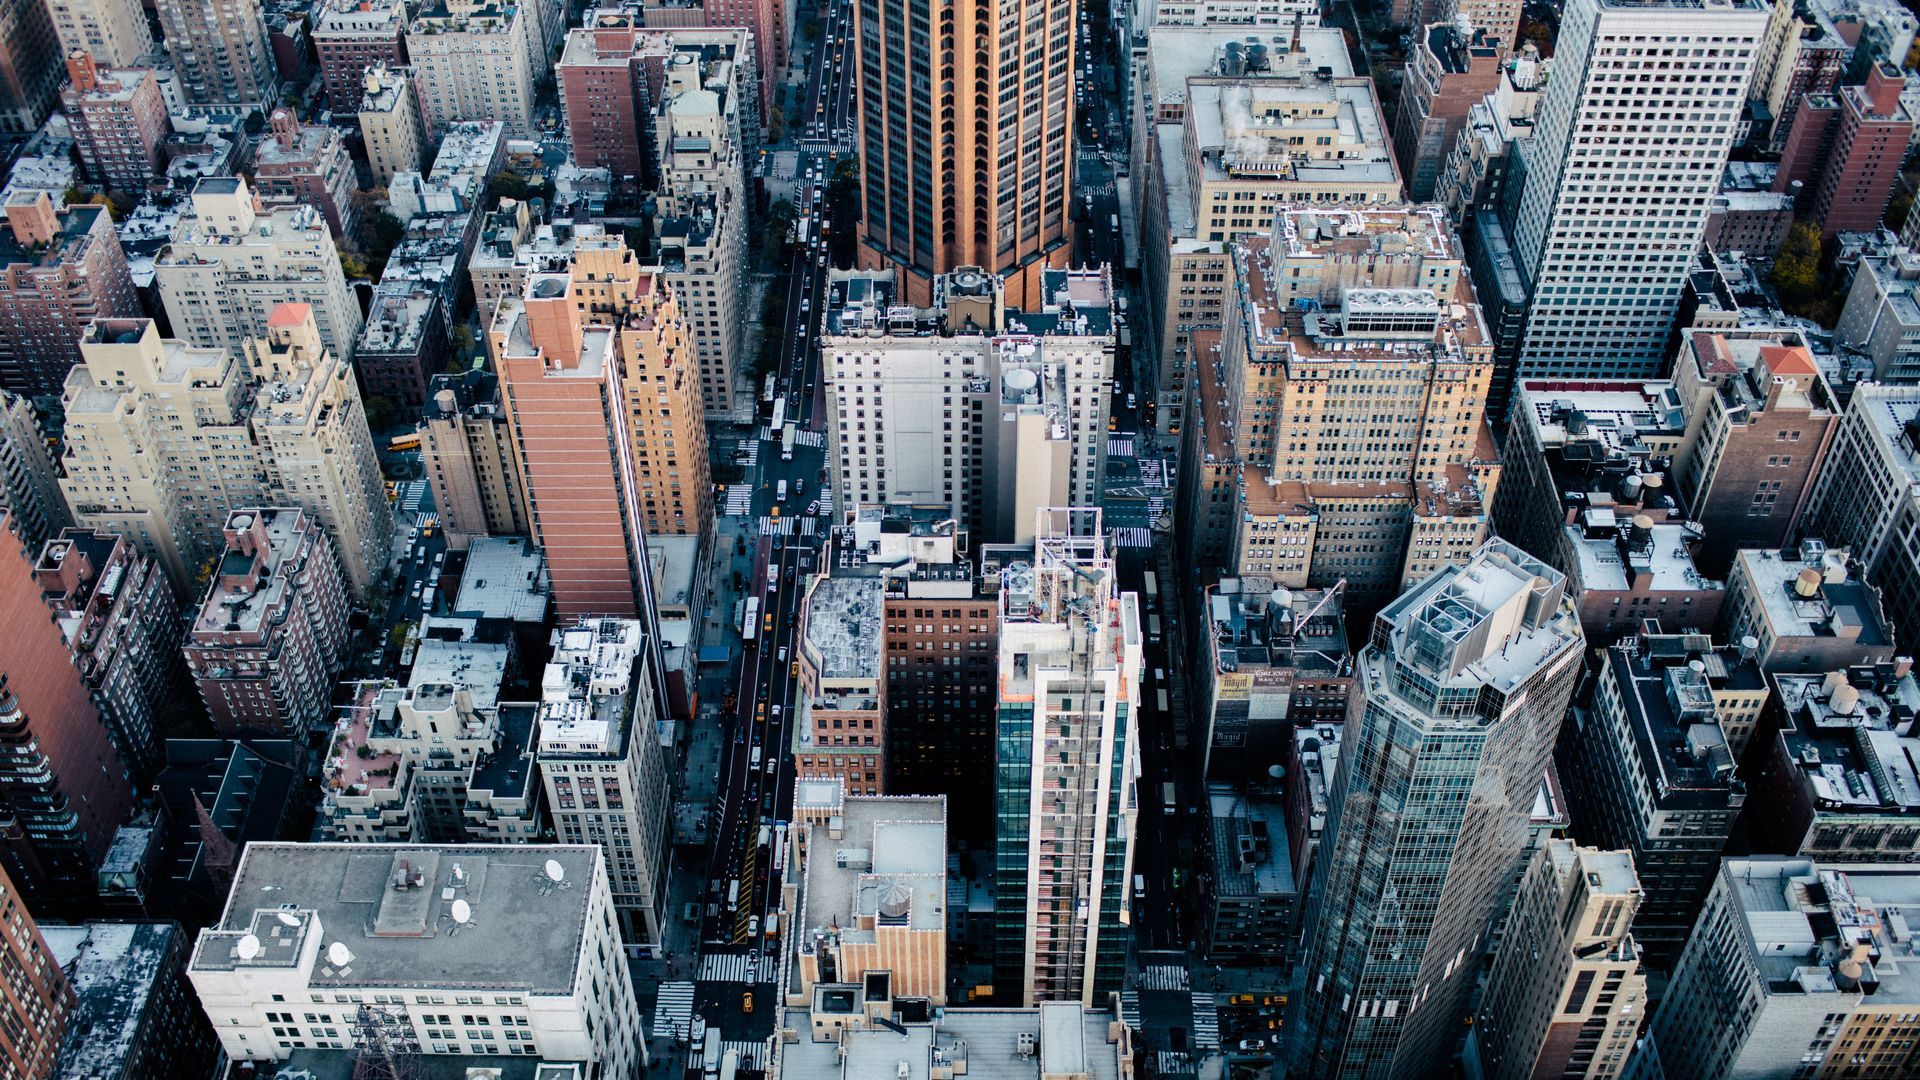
left=397, top=481, right=428, bottom=514
left=724, top=486, right=755, bottom=515
left=653, top=981, right=696, bottom=1041
left=1108, top=436, right=1136, bottom=459
left=1138, top=964, right=1190, bottom=991
left=685, top=1040, right=768, bottom=1071
left=699, top=952, right=761, bottom=983
left=759, top=515, right=822, bottom=537
left=1140, top=459, right=1165, bottom=488
left=793, top=428, right=825, bottom=448
left=1112, top=526, right=1152, bottom=548
left=1155, top=1051, right=1194, bottom=1076
left=737, top=438, right=759, bottom=467
left=1191, top=992, right=1220, bottom=1049
left=1118, top=991, right=1141, bottom=1027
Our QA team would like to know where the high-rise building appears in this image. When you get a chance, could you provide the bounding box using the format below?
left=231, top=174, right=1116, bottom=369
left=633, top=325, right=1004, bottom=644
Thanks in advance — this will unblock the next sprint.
left=155, top=177, right=363, bottom=368
left=822, top=267, right=1115, bottom=542
left=0, top=0, right=64, bottom=134
left=32, top=526, right=181, bottom=778
left=61, top=55, right=171, bottom=195
left=785, top=791, right=948, bottom=1002
left=1178, top=206, right=1499, bottom=601
left=1393, top=22, right=1504, bottom=202
left=310, top=0, right=408, bottom=114
left=1650, top=858, right=1920, bottom=1079
left=184, top=508, right=351, bottom=737
left=1470, top=841, right=1647, bottom=1080
left=0, top=391, right=70, bottom=549
left=1557, top=624, right=1750, bottom=966
left=241, top=304, right=394, bottom=594
left=0, top=510, right=135, bottom=901
left=1803, top=383, right=1920, bottom=653
left=46, top=0, right=154, bottom=68
left=1287, top=538, right=1584, bottom=1079
left=536, top=618, right=674, bottom=947
left=853, top=0, right=1076, bottom=308
left=251, top=109, right=359, bottom=239
left=1670, top=332, right=1839, bottom=578
left=154, top=0, right=275, bottom=105
left=0, top=192, right=140, bottom=402
left=1776, top=63, right=1916, bottom=238
left=795, top=577, right=887, bottom=796
left=419, top=369, right=530, bottom=549
left=406, top=0, right=540, bottom=138
left=1507, top=0, right=1767, bottom=377
left=1205, top=785, right=1300, bottom=965
left=993, top=509, right=1141, bottom=1006
left=779, top=996, right=1132, bottom=1080
left=357, top=64, right=428, bottom=186
left=1833, top=248, right=1920, bottom=383
left=0, top=862, right=71, bottom=1078
left=187, top=843, right=647, bottom=1073
left=653, top=33, right=752, bottom=418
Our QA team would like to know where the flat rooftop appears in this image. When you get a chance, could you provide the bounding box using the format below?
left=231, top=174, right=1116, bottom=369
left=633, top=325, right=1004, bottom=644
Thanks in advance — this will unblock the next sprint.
left=799, top=796, right=947, bottom=939
left=453, top=536, right=549, bottom=623
left=1145, top=26, right=1352, bottom=109
left=1725, top=857, right=1920, bottom=1005
left=1773, top=670, right=1920, bottom=814
left=192, top=843, right=602, bottom=994
left=536, top=620, right=645, bottom=755
left=1601, top=646, right=1744, bottom=811
left=1375, top=539, right=1580, bottom=694
left=44, top=923, right=182, bottom=1078
left=804, top=577, right=885, bottom=682
left=1189, top=79, right=1396, bottom=189
left=1734, top=547, right=1893, bottom=648
left=1208, top=787, right=1295, bottom=898
left=780, top=1002, right=1126, bottom=1080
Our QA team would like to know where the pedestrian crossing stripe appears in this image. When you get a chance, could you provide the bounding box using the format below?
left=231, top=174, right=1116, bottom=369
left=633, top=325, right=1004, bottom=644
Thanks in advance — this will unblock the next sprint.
left=1191, top=991, right=1221, bottom=1049
left=1112, top=526, right=1152, bottom=548
left=684, top=1040, right=768, bottom=1071
left=653, top=982, right=696, bottom=1040
left=1138, top=965, right=1189, bottom=991
left=759, top=516, right=794, bottom=535
left=1118, top=990, right=1141, bottom=1027
left=1108, top=436, right=1136, bottom=458
left=698, top=952, right=760, bottom=983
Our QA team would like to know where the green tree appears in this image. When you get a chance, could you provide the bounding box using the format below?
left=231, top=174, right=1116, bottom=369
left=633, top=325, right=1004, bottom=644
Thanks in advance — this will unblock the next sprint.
left=450, top=324, right=477, bottom=366
left=488, top=171, right=532, bottom=202
left=1771, top=220, right=1825, bottom=314
left=1887, top=188, right=1914, bottom=234
left=363, top=394, right=397, bottom=432
left=388, top=621, right=414, bottom=650
left=339, top=251, right=370, bottom=280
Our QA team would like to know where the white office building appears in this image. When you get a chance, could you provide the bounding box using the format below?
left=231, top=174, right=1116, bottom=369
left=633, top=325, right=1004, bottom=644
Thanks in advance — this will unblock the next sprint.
left=186, top=842, right=646, bottom=1074
left=1509, top=0, right=1768, bottom=376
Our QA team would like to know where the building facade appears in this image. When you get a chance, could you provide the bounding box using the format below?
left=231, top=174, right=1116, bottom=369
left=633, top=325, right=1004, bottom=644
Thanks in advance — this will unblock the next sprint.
left=419, top=369, right=530, bottom=549
left=251, top=110, right=359, bottom=239
left=0, top=511, right=134, bottom=901
left=993, top=510, right=1141, bottom=1006
left=795, top=577, right=887, bottom=795
left=1803, top=383, right=1920, bottom=653
left=405, top=0, right=540, bottom=138
left=154, top=0, right=275, bottom=105
left=357, top=64, right=428, bottom=186
left=1287, top=539, right=1584, bottom=1078
left=61, top=55, right=171, bottom=195
left=853, top=0, right=1076, bottom=308
left=0, top=193, right=140, bottom=402
left=0, top=862, right=70, bottom=1078
left=311, top=0, right=408, bottom=114
left=1507, top=0, right=1767, bottom=376
left=46, top=0, right=153, bottom=68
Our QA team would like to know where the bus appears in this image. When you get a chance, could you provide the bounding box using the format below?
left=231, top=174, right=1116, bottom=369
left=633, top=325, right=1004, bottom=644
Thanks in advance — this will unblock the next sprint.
left=1148, top=614, right=1163, bottom=643
left=770, top=396, right=787, bottom=431
left=727, top=880, right=741, bottom=912
left=742, top=596, right=761, bottom=634
left=781, top=422, right=797, bottom=461
left=387, top=433, right=421, bottom=453
left=1142, top=570, right=1158, bottom=602
left=763, top=375, right=777, bottom=405
left=1162, top=781, right=1176, bottom=814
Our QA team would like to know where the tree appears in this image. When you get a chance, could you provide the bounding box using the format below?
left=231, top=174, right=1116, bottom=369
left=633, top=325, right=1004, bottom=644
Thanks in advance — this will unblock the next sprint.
left=388, top=621, right=414, bottom=650
left=488, top=171, right=532, bottom=202
left=363, top=393, right=397, bottom=432
left=339, top=251, right=370, bottom=281
left=1771, top=220, right=1824, bottom=314
left=1887, top=188, right=1914, bottom=234
left=449, top=325, right=477, bottom=370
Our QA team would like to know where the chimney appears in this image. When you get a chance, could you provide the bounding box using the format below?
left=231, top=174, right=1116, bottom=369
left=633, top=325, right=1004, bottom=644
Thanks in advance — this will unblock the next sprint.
left=1867, top=62, right=1904, bottom=118
left=270, top=108, right=299, bottom=149
left=524, top=274, right=584, bottom=366
left=65, top=51, right=98, bottom=94
left=32, top=539, right=92, bottom=598
left=5, top=192, right=60, bottom=248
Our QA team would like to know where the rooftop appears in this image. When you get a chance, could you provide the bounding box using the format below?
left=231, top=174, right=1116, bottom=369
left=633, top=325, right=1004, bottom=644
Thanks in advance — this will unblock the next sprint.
left=1568, top=520, right=1721, bottom=596
left=1600, top=633, right=1747, bottom=810
left=447, top=540, right=545, bottom=627
left=1723, top=857, right=1920, bottom=1005
left=0, top=201, right=109, bottom=272
left=1208, top=786, right=1295, bottom=899
left=1375, top=538, right=1580, bottom=695
left=1773, top=667, right=1920, bottom=815
left=1188, top=79, right=1397, bottom=189
left=535, top=619, right=646, bottom=756
left=780, top=1001, right=1128, bottom=1080
left=192, top=843, right=603, bottom=994
left=44, top=923, right=182, bottom=1078
left=1144, top=25, right=1352, bottom=108
left=797, top=796, right=948, bottom=954
left=1207, top=577, right=1348, bottom=677
left=357, top=287, right=437, bottom=355
left=192, top=509, right=313, bottom=638
left=1734, top=543, right=1894, bottom=649
left=1234, top=235, right=1488, bottom=363
left=804, top=577, right=885, bottom=684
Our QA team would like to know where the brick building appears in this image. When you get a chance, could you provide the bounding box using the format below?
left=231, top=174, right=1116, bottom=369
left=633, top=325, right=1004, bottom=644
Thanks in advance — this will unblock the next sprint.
left=183, top=508, right=351, bottom=738
left=310, top=0, right=408, bottom=114
left=0, top=862, right=70, bottom=1078
left=61, top=54, right=170, bottom=194
left=1392, top=22, right=1504, bottom=201
left=251, top=110, right=359, bottom=239
left=0, top=193, right=140, bottom=401
left=1777, top=62, right=1916, bottom=237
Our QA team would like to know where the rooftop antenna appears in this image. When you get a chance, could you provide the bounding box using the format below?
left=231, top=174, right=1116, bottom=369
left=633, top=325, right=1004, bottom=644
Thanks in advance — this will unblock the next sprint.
left=448, top=898, right=473, bottom=937
left=328, top=941, right=355, bottom=968
left=276, top=911, right=301, bottom=927
left=235, top=934, right=261, bottom=961
left=545, top=859, right=565, bottom=882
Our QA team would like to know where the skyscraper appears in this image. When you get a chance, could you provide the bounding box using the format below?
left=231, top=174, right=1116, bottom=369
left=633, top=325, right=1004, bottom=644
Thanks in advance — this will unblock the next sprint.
left=854, top=0, right=1076, bottom=308
left=1507, top=0, right=1767, bottom=377
left=1287, top=538, right=1584, bottom=1079
left=154, top=0, right=275, bottom=106
left=993, top=508, right=1141, bottom=1006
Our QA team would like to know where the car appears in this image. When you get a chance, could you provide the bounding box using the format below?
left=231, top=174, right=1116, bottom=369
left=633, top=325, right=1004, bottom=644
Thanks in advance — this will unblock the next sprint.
left=777, top=646, right=788, bottom=662
left=791, top=660, right=800, bottom=677
left=765, top=757, right=777, bottom=775
left=807, top=500, right=820, bottom=516
left=748, top=916, right=761, bottom=936
left=742, top=992, right=755, bottom=1013
left=772, top=704, right=783, bottom=718
left=1237, top=1040, right=1264, bottom=1052
left=1127, top=392, right=1138, bottom=410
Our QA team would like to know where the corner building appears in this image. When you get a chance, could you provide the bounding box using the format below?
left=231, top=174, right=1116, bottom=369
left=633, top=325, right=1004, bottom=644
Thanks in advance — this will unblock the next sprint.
left=1287, top=539, right=1584, bottom=1079
left=853, top=0, right=1076, bottom=308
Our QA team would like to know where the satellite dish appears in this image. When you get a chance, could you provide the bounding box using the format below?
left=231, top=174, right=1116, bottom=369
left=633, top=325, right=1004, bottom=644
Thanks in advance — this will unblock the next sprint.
left=327, top=941, right=354, bottom=967
left=451, top=899, right=472, bottom=924
left=236, top=934, right=262, bottom=961
left=1268, top=764, right=1286, bottom=780
left=544, top=859, right=565, bottom=883
left=276, top=911, right=301, bottom=927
